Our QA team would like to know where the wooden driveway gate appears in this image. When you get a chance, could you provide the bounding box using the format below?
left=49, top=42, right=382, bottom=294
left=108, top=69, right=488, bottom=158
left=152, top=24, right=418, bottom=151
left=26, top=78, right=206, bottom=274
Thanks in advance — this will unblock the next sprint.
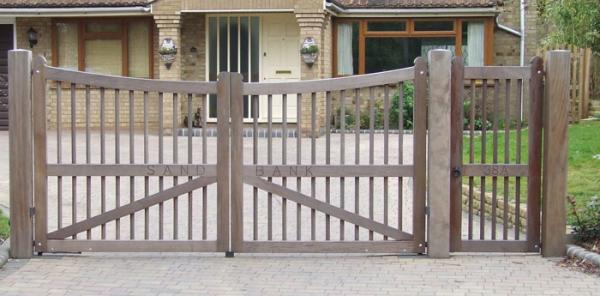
left=30, top=55, right=427, bottom=255
left=10, top=49, right=572, bottom=258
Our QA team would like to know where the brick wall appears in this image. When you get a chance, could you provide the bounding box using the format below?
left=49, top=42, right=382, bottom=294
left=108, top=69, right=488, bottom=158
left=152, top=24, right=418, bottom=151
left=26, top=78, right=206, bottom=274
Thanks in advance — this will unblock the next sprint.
left=494, top=0, right=540, bottom=66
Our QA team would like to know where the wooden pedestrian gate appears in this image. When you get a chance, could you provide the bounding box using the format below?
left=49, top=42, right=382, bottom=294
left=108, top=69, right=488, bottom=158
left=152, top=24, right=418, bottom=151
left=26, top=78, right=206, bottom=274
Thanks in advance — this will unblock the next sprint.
left=29, top=55, right=427, bottom=255
left=9, top=49, right=571, bottom=258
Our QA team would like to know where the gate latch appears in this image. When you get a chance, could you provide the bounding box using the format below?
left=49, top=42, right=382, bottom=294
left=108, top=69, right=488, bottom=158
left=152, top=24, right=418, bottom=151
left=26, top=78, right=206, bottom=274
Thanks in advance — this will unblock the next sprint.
left=452, top=167, right=462, bottom=177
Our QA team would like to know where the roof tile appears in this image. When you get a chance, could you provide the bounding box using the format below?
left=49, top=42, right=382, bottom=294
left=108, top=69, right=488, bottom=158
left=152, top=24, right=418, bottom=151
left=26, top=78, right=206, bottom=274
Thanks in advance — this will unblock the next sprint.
left=0, top=0, right=151, bottom=8
left=329, top=0, right=497, bottom=9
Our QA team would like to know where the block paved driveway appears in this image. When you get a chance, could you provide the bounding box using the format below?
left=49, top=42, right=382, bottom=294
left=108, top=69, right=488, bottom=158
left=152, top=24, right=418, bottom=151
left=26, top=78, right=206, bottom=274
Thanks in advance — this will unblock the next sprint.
left=1, top=253, right=599, bottom=295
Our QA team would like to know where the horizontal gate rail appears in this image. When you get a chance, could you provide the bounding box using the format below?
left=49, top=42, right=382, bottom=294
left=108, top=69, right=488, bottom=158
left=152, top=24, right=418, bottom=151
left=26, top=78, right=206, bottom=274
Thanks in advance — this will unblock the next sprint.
left=47, top=164, right=217, bottom=177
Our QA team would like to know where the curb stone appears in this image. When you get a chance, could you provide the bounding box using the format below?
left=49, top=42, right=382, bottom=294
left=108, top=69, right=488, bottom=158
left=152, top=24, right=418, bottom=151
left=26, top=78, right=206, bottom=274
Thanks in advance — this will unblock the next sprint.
left=566, top=244, right=600, bottom=268
left=0, top=239, right=9, bottom=268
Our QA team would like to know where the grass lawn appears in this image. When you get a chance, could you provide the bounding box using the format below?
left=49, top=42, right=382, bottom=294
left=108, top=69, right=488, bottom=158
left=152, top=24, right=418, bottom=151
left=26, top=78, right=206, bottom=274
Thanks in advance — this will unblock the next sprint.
left=0, top=209, right=8, bottom=242
left=463, top=120, right=600, bottom=222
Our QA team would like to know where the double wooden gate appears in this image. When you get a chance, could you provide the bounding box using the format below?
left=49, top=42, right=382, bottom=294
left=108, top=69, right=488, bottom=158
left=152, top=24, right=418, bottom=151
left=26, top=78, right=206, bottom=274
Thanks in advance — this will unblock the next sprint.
left=30, top=55, right=426, bottom=254
left=9, top=49, right=570, bottom=258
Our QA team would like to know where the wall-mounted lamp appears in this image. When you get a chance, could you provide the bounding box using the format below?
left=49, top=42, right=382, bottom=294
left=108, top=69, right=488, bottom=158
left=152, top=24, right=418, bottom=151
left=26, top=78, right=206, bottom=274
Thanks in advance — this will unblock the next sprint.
left=27, top=27, right=38, bottom=48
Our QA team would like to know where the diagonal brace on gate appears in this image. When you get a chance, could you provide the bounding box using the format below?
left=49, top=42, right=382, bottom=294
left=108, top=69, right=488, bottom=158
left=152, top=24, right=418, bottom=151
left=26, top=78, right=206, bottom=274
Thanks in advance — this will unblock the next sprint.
left=47, top=176, right=217, bottom=239
left=245, top=176, right=413, bottom=241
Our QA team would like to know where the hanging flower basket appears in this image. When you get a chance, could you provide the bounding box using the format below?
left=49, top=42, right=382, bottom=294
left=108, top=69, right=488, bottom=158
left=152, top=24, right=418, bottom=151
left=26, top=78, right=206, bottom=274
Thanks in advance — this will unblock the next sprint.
left=301, top=37, right=319, bottom=67
left=159, top=38, right=178, bottom=69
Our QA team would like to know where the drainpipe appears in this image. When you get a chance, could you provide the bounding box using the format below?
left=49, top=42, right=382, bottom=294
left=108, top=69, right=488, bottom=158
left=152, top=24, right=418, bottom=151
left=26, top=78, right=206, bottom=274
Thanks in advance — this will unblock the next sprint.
left=496, top=1, right=526, bottom=66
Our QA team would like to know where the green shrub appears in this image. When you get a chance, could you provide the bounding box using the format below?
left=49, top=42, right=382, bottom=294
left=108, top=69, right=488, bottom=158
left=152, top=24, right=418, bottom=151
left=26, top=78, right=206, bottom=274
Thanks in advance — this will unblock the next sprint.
left=0, top=209, right=8, bottom=241
left=332, top=82, right=415, bottom=130
left=568, top=195, right=600, bottom=244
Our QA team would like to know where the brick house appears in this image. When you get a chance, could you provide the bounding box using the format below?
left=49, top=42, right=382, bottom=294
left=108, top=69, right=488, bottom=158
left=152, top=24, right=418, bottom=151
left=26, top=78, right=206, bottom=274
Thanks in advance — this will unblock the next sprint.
left=0, top=0, right=540, bottom=130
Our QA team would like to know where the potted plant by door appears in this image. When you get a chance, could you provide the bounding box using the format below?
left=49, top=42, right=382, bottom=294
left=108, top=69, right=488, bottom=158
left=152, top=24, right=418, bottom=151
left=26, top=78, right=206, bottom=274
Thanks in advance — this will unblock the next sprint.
left=159, top=38, right=178, bottom=69
left=301, top=37, right=319, bottom=67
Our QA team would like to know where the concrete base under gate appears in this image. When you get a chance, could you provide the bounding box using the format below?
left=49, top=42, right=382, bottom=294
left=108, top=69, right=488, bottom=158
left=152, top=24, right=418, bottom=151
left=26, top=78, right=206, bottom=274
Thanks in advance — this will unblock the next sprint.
left=1, top=253, right=598, bottom=295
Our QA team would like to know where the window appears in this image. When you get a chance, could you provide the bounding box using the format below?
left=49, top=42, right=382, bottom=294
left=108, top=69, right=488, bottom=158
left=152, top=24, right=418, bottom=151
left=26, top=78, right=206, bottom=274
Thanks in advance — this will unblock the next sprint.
left=52, top=18, right=154, bottom=78
left=334, top=18, right=493, bottom=76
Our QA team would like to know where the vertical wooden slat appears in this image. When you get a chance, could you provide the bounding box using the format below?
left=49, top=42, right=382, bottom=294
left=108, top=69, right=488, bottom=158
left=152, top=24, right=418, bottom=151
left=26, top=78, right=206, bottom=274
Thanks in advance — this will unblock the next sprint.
left=515, top=79, right=523, bottom=240
left=100, top=87, right=106, bottom=239
left=216, top=73, right=230, bottom=252
left=570, top=47, right=578, bottom=122
left=383, top=85, right=390, bottom=240
left=282, top=93, right=288, bottom=241
left=296, top=93, right=302, bottom=241
left=187, top=93, right=193, bottom=240
left=339, top=89, right=346, bottom=241
left=527, top=57, right=544, bottom=252
left=114, top=89, right=120, bottom=240
left=503, top=79, right=511, bottom=241
left=368, top=87, right=374, bottom=240
left=479, top=79, right=487, bottom=240
left=158, top=92, right=164, bottom=240
left=468, top=79, right=476, bottom=240
left=542, top=51, right=569, bottom=257
left=398, top=82, right=404, bottom=232
left=129, top=90, right=135, bottom=240
left=57, top=82, right=63, bottom=231
left=310, top=92, right=317, bottom=241
left=267, top=94, right=273, bottom=241
left=491, top=79, right=500, bottom=240
left=144, top=91, right=149, bottom=240
left=9, top=50, right=33, bottom=258
left=85, top=85, right=92, bottom=240
left=230, top=73, right=244, bottom=252
left=325, top=91, right=332, bottom=241
left=450, top=57, right=464, bottom=251
left=173, top=93, right=179, bottom=240
left=33, top=56, right=48, bottom=254
left=581, top=48, right=592, bottom=118
left=202, top=93, right=208, bottom=241
left=252, top=94, right=259, bottom=241
left=413, top=57, right=427, bottom=253
left=354, top=88, right=360, bottom=241
left=71, top=83, right=77, bottom=240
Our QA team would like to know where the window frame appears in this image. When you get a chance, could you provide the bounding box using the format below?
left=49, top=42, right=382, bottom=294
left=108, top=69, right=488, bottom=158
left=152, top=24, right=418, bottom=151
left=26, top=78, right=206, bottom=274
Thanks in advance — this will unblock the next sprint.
left=51, top=17, right=155, bottom=78
left=333, top=17, right=494, bottom=77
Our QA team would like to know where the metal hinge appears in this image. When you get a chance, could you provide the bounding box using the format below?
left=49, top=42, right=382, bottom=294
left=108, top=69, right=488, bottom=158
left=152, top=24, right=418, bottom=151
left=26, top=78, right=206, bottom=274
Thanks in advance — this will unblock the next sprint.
left=425, top=206, right=430, bottom=215
left=29, top=207, right=35, bottom=217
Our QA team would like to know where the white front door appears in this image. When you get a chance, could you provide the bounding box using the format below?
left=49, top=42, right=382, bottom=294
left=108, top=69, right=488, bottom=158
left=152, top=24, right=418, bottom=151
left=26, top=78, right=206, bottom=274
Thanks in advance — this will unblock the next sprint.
left=260, top=14, right=301, bottom=122
left=205, top=14, right=300, bottom=122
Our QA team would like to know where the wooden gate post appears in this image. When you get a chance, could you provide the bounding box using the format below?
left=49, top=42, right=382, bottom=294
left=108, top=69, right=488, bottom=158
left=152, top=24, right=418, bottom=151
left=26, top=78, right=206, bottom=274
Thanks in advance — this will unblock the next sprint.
left=8, top=50, right=33, bottom=259
left=216, top=72, right=231, bottom=253
left=542, top=50, right=570, bottom=257
left=230, top=73, right=244, bottom=254
left=427, top=50, right=452, bottom=258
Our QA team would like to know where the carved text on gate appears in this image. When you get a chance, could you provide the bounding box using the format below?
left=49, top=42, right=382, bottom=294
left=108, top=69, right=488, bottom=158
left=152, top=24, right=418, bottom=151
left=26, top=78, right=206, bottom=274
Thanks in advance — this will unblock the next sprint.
left=145, top=165, right=206, bottom=176
left=255, top=166, right=314, bottom=177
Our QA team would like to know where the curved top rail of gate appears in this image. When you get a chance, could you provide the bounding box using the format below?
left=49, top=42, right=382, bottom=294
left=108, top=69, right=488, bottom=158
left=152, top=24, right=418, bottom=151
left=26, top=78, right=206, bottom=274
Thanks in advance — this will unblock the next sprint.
left=39, top=58, right=218, bottom=94
left=243, top=63, right=418, bottom=95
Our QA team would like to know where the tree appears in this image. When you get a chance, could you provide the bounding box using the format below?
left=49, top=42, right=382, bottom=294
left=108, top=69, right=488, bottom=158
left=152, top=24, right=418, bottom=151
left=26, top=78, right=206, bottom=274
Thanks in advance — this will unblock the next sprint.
left=541, top=0, right=600, bottom=51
